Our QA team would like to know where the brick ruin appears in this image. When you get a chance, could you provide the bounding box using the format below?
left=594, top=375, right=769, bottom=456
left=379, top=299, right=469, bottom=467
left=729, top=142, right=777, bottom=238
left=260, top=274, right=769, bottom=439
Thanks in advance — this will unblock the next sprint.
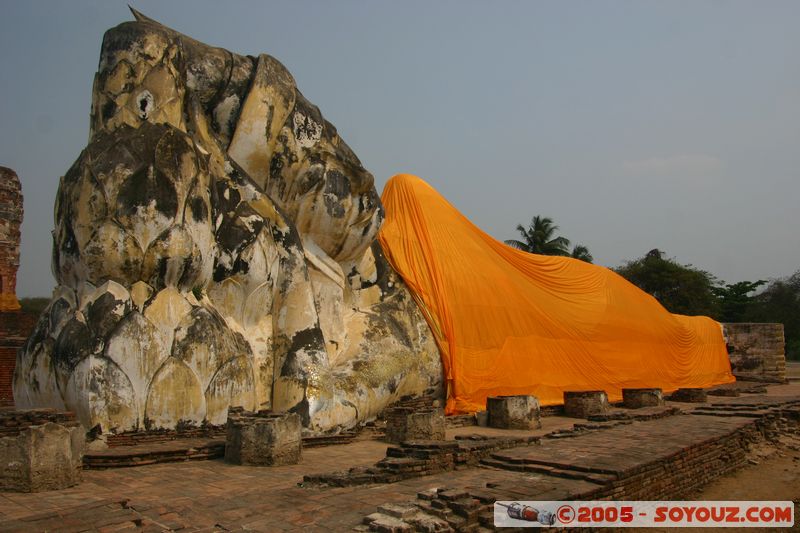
left=342, top=398, right=800, bottom=531
left=723, top=322, right=787, bottom=383
left=0, top=312, right=36, bottom=407
left=0, top=167, right=35, bottom=406
left=0, top=167, right=22, bottom=312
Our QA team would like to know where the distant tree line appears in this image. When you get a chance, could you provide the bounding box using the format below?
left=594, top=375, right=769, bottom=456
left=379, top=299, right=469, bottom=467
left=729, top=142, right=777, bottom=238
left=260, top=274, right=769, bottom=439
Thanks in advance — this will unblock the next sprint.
left=615, top=249, right=799, bottom=360
left=508, top=216, right=800, bottom=360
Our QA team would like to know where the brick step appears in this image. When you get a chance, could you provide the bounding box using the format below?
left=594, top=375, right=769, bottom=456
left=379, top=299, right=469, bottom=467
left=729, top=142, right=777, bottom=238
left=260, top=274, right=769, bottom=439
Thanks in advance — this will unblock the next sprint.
left=587, top=405, right=682, bottom=422
left=481, top=458, right=615, bottom=484
left=302, top=431, right=357, bottom=448
left=691, top=409, right=768, bottom=418
left=486, top=451, right=619, bottom=476
left=84, top=438, right=225, bottom=469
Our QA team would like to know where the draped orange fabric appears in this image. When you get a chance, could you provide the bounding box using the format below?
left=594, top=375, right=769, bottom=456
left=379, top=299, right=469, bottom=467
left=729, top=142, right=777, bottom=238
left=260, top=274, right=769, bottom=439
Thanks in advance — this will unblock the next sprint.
left=378, top=174, right=734, bottom=414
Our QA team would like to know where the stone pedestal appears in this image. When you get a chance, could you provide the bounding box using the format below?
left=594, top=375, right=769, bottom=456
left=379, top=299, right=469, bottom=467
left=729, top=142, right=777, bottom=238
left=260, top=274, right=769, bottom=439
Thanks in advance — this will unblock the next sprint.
left=486, top=395, right=541, bottom=429
left=224, top=408, right=301, bottom=466
left=669, top=388, right=708, bottom=403
left=622, top=388, right=665, bottom=409
left=563, top=391, right=610, bottom=418
left=385, top=407, right=445, bottom=444
left=0, top=409, right=84, bottom=492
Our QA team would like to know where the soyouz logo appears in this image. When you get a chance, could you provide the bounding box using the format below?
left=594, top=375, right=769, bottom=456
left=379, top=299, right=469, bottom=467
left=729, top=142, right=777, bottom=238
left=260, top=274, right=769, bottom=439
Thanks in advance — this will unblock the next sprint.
left=494, top=501, right=794, bottom=528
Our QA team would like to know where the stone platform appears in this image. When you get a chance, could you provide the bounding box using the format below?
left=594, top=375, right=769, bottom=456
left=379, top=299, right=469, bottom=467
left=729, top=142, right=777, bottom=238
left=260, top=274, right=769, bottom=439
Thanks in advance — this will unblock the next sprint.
left=83, top=438, right=225, bottom=469
left=0, top=384, right=798, bottom=531
left=84, top=433, right=359, bottom=469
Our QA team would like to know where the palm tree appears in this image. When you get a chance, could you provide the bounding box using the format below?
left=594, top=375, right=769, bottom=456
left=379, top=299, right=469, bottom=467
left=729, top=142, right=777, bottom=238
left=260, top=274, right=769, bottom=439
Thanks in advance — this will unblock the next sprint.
left=570, top=244, right=593, bottom=263
left=505, top=216, right=571, bottom=256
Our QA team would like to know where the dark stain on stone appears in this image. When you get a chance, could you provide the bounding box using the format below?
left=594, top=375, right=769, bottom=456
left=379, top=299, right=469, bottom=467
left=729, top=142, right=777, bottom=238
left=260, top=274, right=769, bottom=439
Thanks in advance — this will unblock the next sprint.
left=214, top=180, right=241, bottom=215
left=22, top=314, right=52, bottom=362
left=269, top=154, right=284, bottom=182
left=280, top=327, right=326, bottom=378
left=233, top=256, right=250, bottom=276
left=324, top=170, right=351, bottom=201
left=189, top=196, right=208, bottom=223
left=289, top=396, right=310, bottom=427
left=367, top=241, right=396, bottom=293
left=215, top=206, right=260, bottom=256
left=386, top=376, right=398, bottom=394
left=173, top=307, right=252, bottom=369
left=116, top=165, right=179, bottom=221
left=178, top=255, right=202, bottom=289
left=60, top=221, right=79, bottom=254
left=101, top=100, right=117, bottom=123
left=296, top=166, right=323, bottom=197
left=100, top=22, right=172, bottom=67
left=48, top=298, right=72, bottom=335
left=88, top=292, right=129, bottom=340
left=53, top=318, right=93, bottom=373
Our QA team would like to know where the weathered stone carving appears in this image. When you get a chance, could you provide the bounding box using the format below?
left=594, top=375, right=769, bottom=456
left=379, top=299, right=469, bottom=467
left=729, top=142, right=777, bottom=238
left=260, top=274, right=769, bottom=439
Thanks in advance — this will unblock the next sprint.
left=0, top=167, right=23, bottom=312
left=14, top=9, right=442, bottom=434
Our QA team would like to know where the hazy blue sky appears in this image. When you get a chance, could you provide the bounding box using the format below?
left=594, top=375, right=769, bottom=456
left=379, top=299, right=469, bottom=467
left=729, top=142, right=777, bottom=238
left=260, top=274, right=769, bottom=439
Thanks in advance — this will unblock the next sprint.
left=1, top=1, right=798, bottom=297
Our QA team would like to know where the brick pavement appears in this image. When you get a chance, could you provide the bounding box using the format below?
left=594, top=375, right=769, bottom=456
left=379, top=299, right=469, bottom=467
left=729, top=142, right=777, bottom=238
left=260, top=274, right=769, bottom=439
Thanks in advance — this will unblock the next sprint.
left=0, top=385, right=798, bottom=531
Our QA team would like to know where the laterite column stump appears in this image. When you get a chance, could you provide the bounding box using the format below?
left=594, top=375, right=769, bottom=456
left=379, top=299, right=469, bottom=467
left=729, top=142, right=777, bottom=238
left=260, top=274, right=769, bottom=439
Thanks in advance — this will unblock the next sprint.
left=486, top=395, right=542, bottom=429
left=224, top=408, right=302, bottom=466
left=385, top=407, right=445, bottom=444
left=622, top=388, right=665, bottom=409
left=0, top=409, right=84, bottom=492
left=563, top=390, right=611, bottom=418
left=668, top=388, right=708, bottom=403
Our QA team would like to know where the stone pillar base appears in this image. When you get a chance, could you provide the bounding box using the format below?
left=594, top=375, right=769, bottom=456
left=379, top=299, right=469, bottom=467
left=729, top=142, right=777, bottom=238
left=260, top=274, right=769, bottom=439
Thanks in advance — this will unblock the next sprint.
left=622, top=388, right=665, bottom=409
left=0, top=409, right=84, bottom=492
left=486, top=395, right=541, bottom=429
left=385, top=407, right=445, bottom=444
left=563, top=391, right=610, bottom=418
left=668, top=388, right=708, bottom=403
left=224, top=408, right=302, bottom=466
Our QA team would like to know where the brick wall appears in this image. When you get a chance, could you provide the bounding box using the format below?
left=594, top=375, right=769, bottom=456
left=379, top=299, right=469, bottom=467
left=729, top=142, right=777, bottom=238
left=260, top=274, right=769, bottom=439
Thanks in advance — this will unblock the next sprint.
left=722, top=323, right=786, bottom=383
left=0, top=311, right=39, bottom=406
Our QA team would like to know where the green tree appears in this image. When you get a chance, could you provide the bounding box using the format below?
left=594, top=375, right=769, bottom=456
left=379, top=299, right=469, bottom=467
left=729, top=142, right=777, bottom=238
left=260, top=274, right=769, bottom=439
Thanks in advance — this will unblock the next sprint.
left=746, top=271, right=800, bottom=360
left=570, top=244, right=594, bottom=263
left=614, top=249, right=720, bottom=317
left=712, top=280, right=767, bottom=323
left=506, top=215, right=592, bottom=262
left=505, top=216, right=570, bottom=256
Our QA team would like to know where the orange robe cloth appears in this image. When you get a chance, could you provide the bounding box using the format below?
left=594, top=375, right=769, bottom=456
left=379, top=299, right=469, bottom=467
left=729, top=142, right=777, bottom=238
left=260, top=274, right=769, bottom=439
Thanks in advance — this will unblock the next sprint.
left=378, top=174, right=734, bottom=414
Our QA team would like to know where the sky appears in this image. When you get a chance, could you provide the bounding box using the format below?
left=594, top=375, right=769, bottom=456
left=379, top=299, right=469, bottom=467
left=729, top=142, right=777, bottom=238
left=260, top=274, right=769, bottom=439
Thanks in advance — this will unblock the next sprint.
left=1, top=1, right=798, bottom=297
